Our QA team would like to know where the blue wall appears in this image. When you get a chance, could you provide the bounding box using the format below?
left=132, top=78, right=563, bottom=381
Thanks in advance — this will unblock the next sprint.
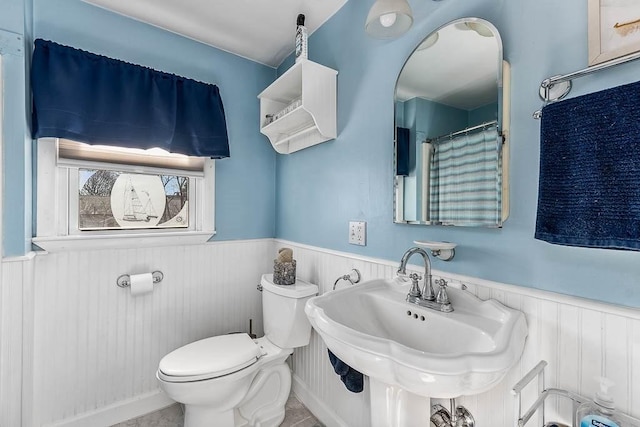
left=1, top=0, right=277, bottom=255
left=0, top=0, right=32, bottom=257
left=468, top=102, right=498, bottom=126
left=0, top=0, right=24, bottom=33
left=4, top=0, right=640, bottom=307
left=398, top=98, right=497, bottom=139
left=275, top=0, right=640, bottom=307
left=33, top=0, right=278, bottom=242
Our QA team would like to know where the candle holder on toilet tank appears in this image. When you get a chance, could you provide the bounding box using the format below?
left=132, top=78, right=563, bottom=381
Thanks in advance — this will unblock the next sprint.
left=273, top=247, right=296, bottom=285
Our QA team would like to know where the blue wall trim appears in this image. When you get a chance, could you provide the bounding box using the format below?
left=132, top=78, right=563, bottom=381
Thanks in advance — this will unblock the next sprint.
left=0, top=28, right=24, bottom=56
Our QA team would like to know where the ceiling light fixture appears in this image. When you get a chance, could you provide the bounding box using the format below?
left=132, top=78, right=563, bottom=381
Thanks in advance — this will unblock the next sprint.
left=365, top=0, right=414, bottom=39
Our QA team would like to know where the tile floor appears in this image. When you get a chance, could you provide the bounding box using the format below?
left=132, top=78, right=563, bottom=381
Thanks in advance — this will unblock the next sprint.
left=111, top=394, right=323, bottom=427
left=112, top=404, right=183, bottom=427
left=281, top=394, right=324, bottom=427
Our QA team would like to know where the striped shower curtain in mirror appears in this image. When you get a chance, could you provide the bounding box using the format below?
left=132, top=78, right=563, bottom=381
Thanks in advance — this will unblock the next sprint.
left=429, top=127, right=501, bottom=226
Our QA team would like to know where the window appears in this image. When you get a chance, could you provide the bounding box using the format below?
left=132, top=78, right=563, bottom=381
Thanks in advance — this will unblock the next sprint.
left=76, top=169, right=190, bottom=231
left=34, top=138, right=215, bottom=251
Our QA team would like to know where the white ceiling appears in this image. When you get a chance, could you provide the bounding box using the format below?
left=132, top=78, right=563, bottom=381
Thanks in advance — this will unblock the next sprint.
left=82, top=0, right=348, bottom=67
left=396, top=22, right=500, bottom=110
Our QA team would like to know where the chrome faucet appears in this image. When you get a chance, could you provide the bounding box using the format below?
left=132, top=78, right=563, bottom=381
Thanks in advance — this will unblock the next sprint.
left=397, top=247, right=453, bottom=312
left=398, top=247, right=434, bottom=300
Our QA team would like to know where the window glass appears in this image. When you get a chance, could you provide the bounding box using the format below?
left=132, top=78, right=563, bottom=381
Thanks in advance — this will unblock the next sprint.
left=78, top=169, right=189, bottom=230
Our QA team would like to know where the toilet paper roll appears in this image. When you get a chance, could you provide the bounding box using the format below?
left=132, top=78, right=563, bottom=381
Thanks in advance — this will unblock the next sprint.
left=129, top=273, right=154, bottom=296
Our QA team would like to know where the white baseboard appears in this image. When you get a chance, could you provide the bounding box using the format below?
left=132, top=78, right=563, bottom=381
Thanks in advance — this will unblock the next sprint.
left=291, top=374, right=349, bottom=427
left=45, top=390, right=176, bottom=427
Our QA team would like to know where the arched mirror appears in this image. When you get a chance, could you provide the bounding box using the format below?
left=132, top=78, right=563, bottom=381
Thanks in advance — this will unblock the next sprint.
left=394, top=18, right=509, bottom=227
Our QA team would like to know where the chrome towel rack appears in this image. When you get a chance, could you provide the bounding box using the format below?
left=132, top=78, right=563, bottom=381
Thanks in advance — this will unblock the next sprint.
left=333, top=269, right=361, bottom=290
left=533, top=50, right=640, bottom=119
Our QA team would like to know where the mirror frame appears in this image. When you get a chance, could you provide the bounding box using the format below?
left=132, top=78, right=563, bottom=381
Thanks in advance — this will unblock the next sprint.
left=393, top=17, right=510, bottom=227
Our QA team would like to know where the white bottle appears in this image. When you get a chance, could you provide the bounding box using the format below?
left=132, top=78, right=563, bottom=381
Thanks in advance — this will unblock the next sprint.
left=295, top=14, right=308, bottom=63
left=576, top=378, right=622, bottom=427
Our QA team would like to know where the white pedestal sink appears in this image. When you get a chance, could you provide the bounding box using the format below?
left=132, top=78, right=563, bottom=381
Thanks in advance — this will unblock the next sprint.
left=305, top=278, right=527, bottom=426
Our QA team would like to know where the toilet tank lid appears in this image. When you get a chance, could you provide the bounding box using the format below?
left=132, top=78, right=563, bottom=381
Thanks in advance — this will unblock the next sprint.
left=159, top=333, right=261, bottom=378
left=261, top=274, right=318, bottom=298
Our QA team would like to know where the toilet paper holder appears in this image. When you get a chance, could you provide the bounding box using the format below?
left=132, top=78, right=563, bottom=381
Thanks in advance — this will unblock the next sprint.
left=116, top=271, right=164, bottom=288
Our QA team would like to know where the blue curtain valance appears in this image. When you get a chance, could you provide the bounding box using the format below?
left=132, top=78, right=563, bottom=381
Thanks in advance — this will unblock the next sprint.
left=31, top=39, right=230, bottom=158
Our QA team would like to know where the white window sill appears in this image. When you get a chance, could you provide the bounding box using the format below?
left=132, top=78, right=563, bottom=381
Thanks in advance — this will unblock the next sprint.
left=32, top=230, right=216, bottom=252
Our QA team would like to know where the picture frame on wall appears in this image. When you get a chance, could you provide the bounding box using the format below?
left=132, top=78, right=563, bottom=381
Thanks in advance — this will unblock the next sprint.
left=588, top=0, right=640, bottom=65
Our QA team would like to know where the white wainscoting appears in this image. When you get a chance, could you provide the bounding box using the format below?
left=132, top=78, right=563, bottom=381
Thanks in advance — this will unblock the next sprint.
left=2, top=238, right=639, bottom=427
left=1, top=239, right=273, bottom=427
left=1, top=254, right=35, bottom=427
left=278, top=240, right=640, bottom=427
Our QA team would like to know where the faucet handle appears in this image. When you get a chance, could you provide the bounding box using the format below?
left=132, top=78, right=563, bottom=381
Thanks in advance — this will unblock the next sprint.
left=407, top=272, right=422, bottom=298
left=436, top=279, right=450, bottom=305
left=408, top=272, right=422, bottom=281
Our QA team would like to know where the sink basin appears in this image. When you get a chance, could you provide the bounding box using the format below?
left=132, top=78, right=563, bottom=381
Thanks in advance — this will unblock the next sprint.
left=305, top=278, right=527, bottom=399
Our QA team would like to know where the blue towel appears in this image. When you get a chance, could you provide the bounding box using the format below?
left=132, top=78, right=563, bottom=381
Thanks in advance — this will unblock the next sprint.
left=327, top=349, right=363, bottom=393
left=535, top=79, right=640, bottom=250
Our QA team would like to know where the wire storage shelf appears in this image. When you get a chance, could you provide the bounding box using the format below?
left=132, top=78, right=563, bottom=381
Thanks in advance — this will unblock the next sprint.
left=512, top=360, right=640, bottom=427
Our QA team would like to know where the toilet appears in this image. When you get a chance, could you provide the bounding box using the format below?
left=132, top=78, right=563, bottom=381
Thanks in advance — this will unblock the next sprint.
left=156, top=274, right=318, bottom=427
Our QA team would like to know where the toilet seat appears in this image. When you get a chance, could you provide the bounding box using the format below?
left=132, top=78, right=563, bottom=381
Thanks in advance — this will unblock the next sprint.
left=158, top=333, right=262, bottom=383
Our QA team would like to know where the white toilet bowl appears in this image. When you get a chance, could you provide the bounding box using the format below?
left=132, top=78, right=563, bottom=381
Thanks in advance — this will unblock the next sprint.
left=157, top=334, right=292, bottom=427
left=156, top=274, right=318, bottom=427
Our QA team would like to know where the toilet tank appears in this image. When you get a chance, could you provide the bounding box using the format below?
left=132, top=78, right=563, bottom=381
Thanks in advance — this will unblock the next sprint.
left=260, top=274, right=318, bottom=349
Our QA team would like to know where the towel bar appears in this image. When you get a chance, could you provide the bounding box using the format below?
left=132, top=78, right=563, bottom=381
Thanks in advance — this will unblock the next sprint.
left=332, top=269, right=361, bottom=290
left=533, top=49, right=640, bottom=118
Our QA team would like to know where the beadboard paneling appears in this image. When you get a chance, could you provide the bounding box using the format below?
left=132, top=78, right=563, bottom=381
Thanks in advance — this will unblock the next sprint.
left=278, top=240, right=640, bottom=427
left=288, top=243, right=387, bottom=427
left=28, top=239, right=272, bottom=426
left=0, top=260, right=28, bottom=427
left=3, top=239, right=639, bottom=427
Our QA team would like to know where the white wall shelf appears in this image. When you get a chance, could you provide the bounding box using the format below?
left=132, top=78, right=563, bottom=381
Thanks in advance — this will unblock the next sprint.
left=258, top=59, right=337, bottom=154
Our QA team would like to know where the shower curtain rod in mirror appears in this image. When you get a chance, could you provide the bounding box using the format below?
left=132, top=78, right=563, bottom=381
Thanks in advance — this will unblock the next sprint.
left=426, top=120, right=498, bottom=144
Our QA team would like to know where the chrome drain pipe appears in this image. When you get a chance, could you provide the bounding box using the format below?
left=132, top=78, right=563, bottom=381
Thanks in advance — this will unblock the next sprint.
left=430, top=399, right=475, bottom=427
